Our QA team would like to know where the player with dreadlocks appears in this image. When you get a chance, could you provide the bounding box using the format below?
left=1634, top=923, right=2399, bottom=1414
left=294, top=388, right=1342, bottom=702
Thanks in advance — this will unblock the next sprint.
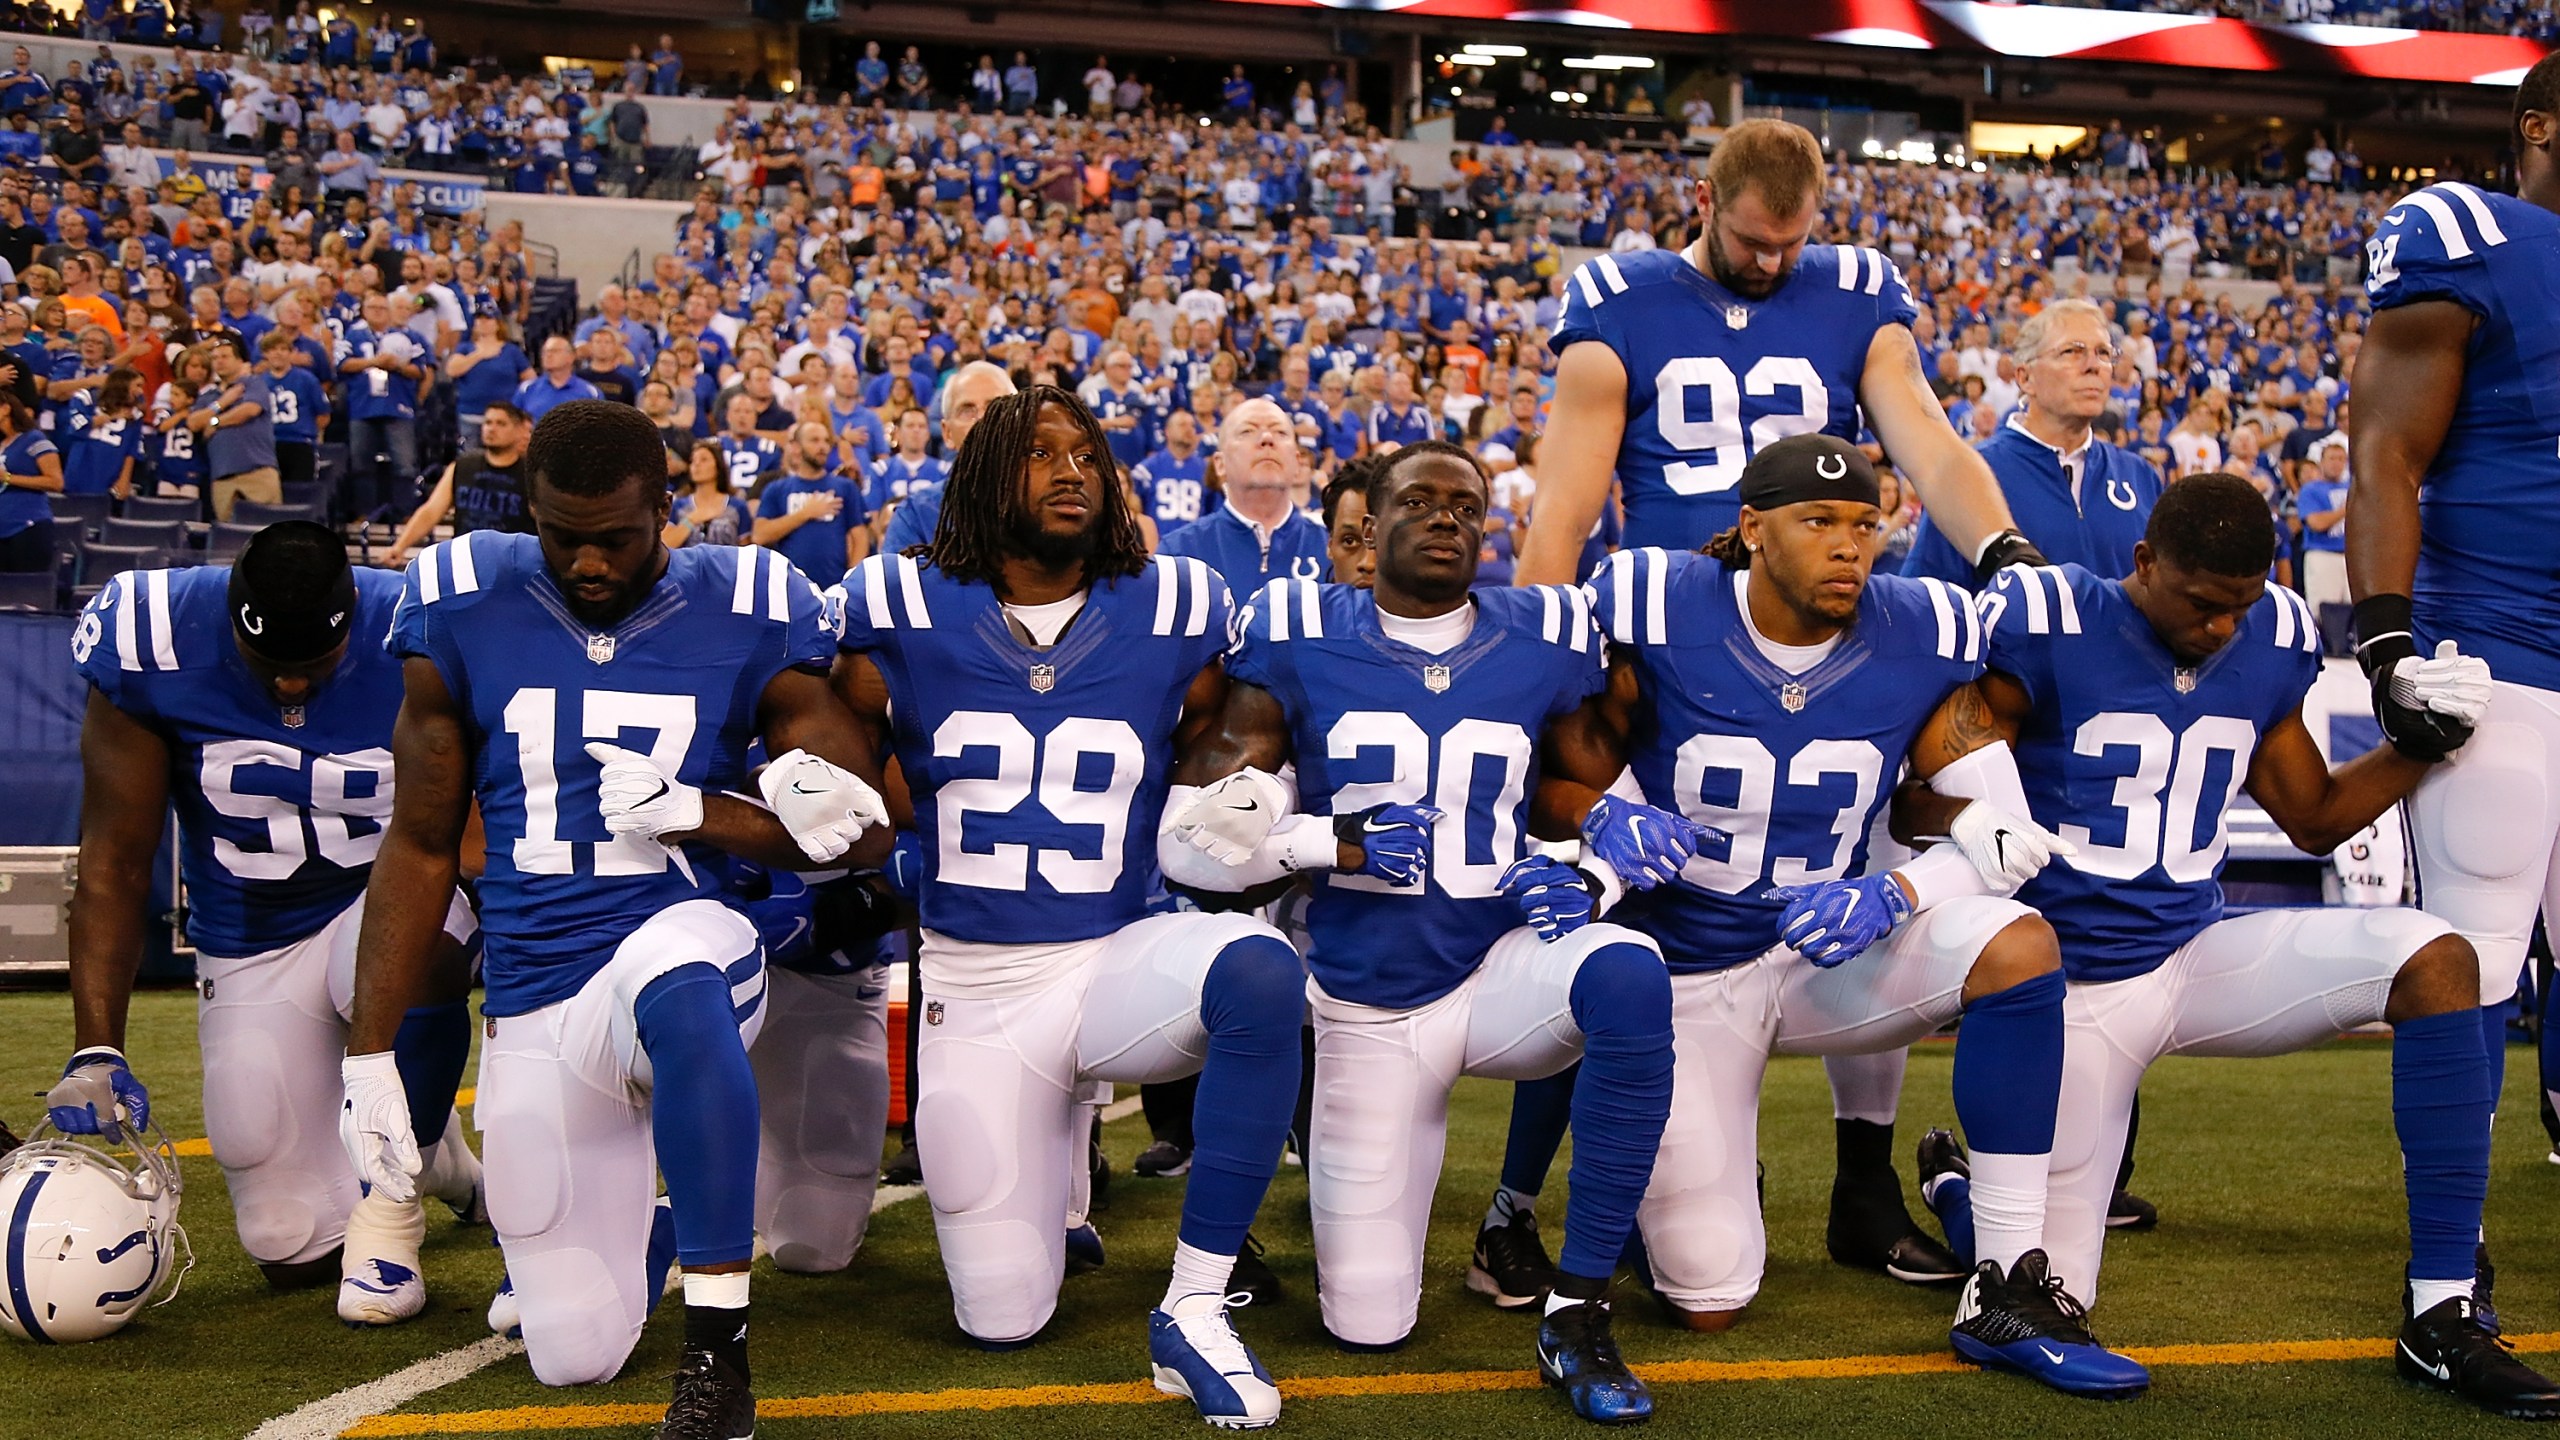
left=819, top=385, right=1307, bottom=1429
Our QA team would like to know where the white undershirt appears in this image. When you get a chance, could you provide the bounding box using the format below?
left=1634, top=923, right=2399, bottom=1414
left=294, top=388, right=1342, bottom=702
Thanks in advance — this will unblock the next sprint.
left=1002, top=591, right=1087, bottom=647
left=1732, top=571, right=1838, bottom=675
left=1376, top=599, right=1475, bottom=655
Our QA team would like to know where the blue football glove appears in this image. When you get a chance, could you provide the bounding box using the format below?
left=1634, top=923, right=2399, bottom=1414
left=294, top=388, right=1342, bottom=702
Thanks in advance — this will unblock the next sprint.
left=882, top=830, right=924, bottom=903
left=1581, top=794, right=1725, bottom=890
left=1500, top=855, right=1599, bottom=943
left=1769, top=874, right=1913, bottom=968
left=47, top=1047, right=149, bottom=1139
left=1336, top=803, right=1442, bottom=888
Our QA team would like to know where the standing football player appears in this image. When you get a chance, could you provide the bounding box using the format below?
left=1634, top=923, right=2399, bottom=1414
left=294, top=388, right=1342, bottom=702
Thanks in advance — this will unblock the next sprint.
left=1537, top=435, right=2143, bottom=1398
left=346, top=402, right=889, bottom=1439
left=819, top=386, right=1304, bottom=1430
left=1875, top=476, right=2554, bottom=1416
left=1519, top=118, right=2042, bottom=1280
left=56, top=522, right=484, bottom=1326
left=1167, top=441, right=1684, bottom=1423
left=2349, top=60, right=2560, bottom=1163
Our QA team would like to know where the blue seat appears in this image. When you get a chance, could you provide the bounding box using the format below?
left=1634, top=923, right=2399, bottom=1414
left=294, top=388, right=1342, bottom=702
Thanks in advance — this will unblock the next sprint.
left=205, top=522, right=261, bottom=562
left=72, top=542, right=170, bottom=598
left=121, top=494, right=200, bottom=525
left=228, top=501, right=322, bottom=529
left=49, top=491, right=112, bottom=540
left=102, top=518, right=187, bottom=551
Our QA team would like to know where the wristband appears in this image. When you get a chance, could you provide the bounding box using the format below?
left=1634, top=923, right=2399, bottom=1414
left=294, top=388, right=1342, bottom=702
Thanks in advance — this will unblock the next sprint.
left=1971, top=528, right=2048, bottom=583
left=2351, top=593, right=2419, bottom=681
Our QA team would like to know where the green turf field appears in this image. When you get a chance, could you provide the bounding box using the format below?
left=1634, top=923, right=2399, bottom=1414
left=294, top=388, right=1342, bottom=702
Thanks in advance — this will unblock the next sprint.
left=4, top=987, right=2558, bottom=1439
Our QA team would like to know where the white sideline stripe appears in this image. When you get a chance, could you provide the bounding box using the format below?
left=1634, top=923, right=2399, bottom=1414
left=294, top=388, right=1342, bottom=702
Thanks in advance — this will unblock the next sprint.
left=241, top=1094, right=1148, bottom=1439
left=244, top=1336, right=526, bottom=1440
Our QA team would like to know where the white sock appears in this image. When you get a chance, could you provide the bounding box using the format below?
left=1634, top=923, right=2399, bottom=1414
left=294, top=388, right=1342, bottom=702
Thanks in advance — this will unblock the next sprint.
left=683, top=1270, right=751, bottom=1310
left=1966, top=1150, right=2050, bottom=1275
left=1162, top=1240, right=1236, bottom=1319
left=1485, top=1186, right=1536, bottom=1231
left=1543, top=1288, right=1605, bottom=1317
left=342, top=1188, right=426, bottom=1272
left=2411, top=1277, right=2475, bottom=1316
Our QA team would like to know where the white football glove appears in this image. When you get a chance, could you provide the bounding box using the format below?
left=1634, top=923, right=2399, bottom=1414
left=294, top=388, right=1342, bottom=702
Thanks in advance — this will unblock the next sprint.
left=339, top=1051, right=420, bottom=1205
left=2388, top=639, right=2494, bottom=729
left=585, top=742, right=703, bottom=842
left=1948, top=798, right=2079, bottom=894
left=1166, top=767, right=1292, bottom=865
left=757, top=747, right=888, bottom=864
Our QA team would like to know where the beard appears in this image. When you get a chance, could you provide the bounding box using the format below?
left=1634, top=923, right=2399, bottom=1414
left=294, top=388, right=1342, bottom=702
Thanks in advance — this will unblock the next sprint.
left=1008, top=505, right=1097, bottom=568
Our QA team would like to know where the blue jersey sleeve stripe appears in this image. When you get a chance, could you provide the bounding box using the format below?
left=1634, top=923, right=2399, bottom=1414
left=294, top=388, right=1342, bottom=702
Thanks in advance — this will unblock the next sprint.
left=2046, top=567, right=2083, bottom=634
left=448, top=530, right=480, bottom=595
left=1151, top=556, right=1179, bottom=635
left=1187, top=558, right=1212, bottom=638
left=895, top=555, right=932, bottom=629
left=2440, top=182, right=2509, bottom=248
left=2397, top=189, right=2476, bottom=260
left=144, top=568, right=176, bottom=670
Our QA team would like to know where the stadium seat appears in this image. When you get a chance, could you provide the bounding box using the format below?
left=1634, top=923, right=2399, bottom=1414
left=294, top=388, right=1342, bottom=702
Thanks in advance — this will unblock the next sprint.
left=101, top=518, right=188, bottom=551
left=72, top=543, right=171, bottom=601
left=229, top=501, right=322, bottom=528
left=204, top=522, right=261, bottom=562
left=280, top=480, right=329, bottom=515
left=48, top=491, right=112, bottom=541
left=0, top=568, right=56, bottom=612
left=120, top=494, right=201, bottom=526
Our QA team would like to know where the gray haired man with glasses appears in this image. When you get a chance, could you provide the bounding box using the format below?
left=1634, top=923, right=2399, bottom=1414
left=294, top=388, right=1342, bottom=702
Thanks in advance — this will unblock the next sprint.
left=1901, top=298, right=2164, bottom=588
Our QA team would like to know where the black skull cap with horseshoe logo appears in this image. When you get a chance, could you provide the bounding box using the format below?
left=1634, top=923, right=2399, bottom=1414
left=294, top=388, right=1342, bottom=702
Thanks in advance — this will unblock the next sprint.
left=227, top=519, right=357, bottom=664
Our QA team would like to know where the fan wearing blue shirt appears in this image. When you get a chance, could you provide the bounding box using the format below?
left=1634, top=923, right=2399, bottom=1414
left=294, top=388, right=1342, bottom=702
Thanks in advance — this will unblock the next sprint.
left=446, top=314, right=533, bottom=451
left=752, top=421, right=870, bottom=588
left=1090, top=348, right=1152, bottom=470
left=513, top=335, right=603, bottom=424
left=1159, top=397, right=1330, bottom=594
left=260, top=332, right=329, bottom=494
left=1365, top=369, right=1436, bottom=453
left=1131, top=408, right=1218, bottom=539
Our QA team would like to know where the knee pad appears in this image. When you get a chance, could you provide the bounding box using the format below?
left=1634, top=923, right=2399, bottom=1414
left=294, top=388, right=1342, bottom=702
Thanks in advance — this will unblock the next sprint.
left=913, top=1083, right=1020, bottom=1218
left=198, top=1017, right=295, bottom=1173
left=1309, top=1044, right=1423, bottom=1214
left=233, top=1192, right=327, bottom=1268
left=1641, top=1197, right=1763, bottom=1311
left=942, top=1217, right=1059, bottom=1344
left=1569, top=939, right=1674, bottom=1037
left=1202, top=934, right=1305, bottom=1040
left=1314, top=1218, right=1421, bottom=1347
left=515, top=1245, right=642, bottom=1387
left=766, top=1181, right=869, bottom=1275
left=2425, top=734, right=2543, bottom=882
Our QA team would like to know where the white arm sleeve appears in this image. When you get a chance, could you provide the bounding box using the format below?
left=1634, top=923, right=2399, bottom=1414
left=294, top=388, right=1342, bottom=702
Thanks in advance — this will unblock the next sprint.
left=1894, top=842, right=1995, bottom=913
left=1923, top=740, right=2033, bottom=822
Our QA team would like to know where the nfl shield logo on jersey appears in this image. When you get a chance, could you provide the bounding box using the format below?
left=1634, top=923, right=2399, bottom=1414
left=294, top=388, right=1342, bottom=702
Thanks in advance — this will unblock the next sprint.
left=1726, top=305, right=1750, bottom=330
left=1780, top=681, right=1807, bottom=713
left=1029, top=663, right=1056, bottom=694
left=585, top=634, right=616, bottom=665
left=1423, top=663, right=1452, bottom=693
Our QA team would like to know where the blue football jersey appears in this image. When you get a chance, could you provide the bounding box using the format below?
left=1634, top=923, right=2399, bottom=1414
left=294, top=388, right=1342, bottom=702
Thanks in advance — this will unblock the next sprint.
left=1590, top=547, right=1984, bottom=972
left=1550, top=246, right=1917, bottom=554
left=1131, top=448, right=1218, bottom=536
left=72, top=566, right=407, bottom=960
left=1985, top=563, right=2322, bottom=982
left=1227, top=580, right=1606, bottom=1010
left=390, top=534, right=837, bottom=1015
left=832, top=552, right=1232, bottom=946
left=2364, top=183, right=2560, bottom=693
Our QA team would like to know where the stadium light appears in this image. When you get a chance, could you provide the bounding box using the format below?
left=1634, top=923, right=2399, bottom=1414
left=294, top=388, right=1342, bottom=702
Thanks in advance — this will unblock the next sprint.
left=1450, top=85, right=1463, bottom=96
left=1468, top=43, right=1528, bottom=57
left=1549, top=90, right=1572, bottom=103
left=1559, top=57, right=1615, bottom=70
left=1590, top=55, right=1655, bottom=68
left=1452, top=53, right=1502, bottom=67
left=1571, top=91, right=1588, bottom=103
left=1861, top=139, right=1882, bottom=157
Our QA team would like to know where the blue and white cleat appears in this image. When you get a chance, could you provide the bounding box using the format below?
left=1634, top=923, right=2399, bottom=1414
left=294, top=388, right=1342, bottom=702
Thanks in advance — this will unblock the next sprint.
left=1951, top=1250, right=2149, bottom=1399
left=338, top=1256, right=424, bottom=1326
left=1150, top=1300, right=1281, bottom=1429
left=1066, top=1222, right=1106, bottom=1275
left=1536, top=1296, right=1652, bottom=1424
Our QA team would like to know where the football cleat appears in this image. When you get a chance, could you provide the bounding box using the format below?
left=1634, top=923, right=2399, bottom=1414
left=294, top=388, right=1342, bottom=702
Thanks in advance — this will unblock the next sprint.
left=1066, top=1222, right=1106, bottom=1275
left=1134, top=1139, right=1194, bottom=1178
left=2397, top=1292, right=2560, bottom=1419
left=658, top=1344, right=756, bottom=1440
left=487, top=1272, right=521, bottom=1338
left=881, top=1138, right=923, bottom=1188
left=419, top=1128, right=487, bottom=1226
left=1468, top=1210, right=1558, bottom=1312
left=1828, top=1156, right=1964, bottom=1285
left=338, top=1190, right=429, bottom=1326
left=2105, top=1188, right=2158, bottom=1230
left=1915, top=1127, right=1975, bottom=1268
left=1151, top=1300, right=1281, bottom=1429
left=1536, top=1296, right=1652, bottom=1424
left=1231, top=1233, right=1283, bottom=1306
left=1950, top=1250, right=2149, bottom=1400
left=2475, top=1243, right=2501, bottom=1336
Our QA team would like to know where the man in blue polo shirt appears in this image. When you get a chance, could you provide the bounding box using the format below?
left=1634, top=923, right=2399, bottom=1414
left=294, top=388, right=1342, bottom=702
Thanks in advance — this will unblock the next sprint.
left=1902, top=299, right=2160, bottom=587
left=752, top=420, right=869, bottom=588
left=1365, top=367, right=1436, bottom=452
left=1158, top=396, right=1328, bottom=594
left=512, top=334, right=601, bottom=424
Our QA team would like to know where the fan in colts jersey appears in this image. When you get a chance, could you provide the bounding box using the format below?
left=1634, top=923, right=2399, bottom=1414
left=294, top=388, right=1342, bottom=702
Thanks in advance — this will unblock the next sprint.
left=1518, top=116, right=2050, bottom=1291
left=56, top=523, right=484, bottom=1329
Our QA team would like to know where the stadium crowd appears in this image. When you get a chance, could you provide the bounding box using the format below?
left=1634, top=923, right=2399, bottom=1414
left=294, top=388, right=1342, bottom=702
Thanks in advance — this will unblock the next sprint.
left=0, top=9, right=2417, bottom=621
left=2056, top=0, right=2557, bottom=40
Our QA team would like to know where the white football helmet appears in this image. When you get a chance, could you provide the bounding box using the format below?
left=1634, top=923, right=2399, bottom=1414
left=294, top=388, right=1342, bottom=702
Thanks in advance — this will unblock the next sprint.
left=0, top=1120, right=191, bottom=1344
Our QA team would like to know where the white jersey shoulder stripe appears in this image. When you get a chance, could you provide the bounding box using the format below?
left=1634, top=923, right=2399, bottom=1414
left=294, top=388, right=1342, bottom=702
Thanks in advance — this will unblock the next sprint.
left=2271, top=582, right=2298, bottom=650
left=894, top=554, right=932, bottom=629
left=110, top=571, right=140, bottom=670
left=1593, top=253, right=1629, bottom=293
left=765, top=546, right=791, bottom=622
left=1573, top=263, right=1604, bottom=308
left=1297, top=576, right=1324, bottom=639
left=1186, top=556, right=1213, bottom=638
left=2046, top=566, right=2082, bottom=634
left=2396, top=188, right=2476, bottom=260
left=1605, top=549, right=1637, bottom=644
left=1836, top=246, right=1859, bottom=290
left=1152, top=554, right=1180, bottom=636
left=1539, top=583, right=1561, bottom=645
left=1863, top=247, right=1886, bottom=295
left=2007, top=562, right=2050, bottom=634
left=1566, top=583, right=1592, bottom=653
left=1643, top=549, right=1668, bottom=646
left=2439, top=182, right=2509, bottom=249
left=1261, top=577, right=1292, bottom=643
left=1918, top=576, right=1959, bottom=660
left=731, top=545, right=762, bottom=616
left=447, top=529, right=479, bottom=596
left=145, top=568, right=175, bottom=670
left=1957, top=574, right=1983, bottom=661
left=859, top=554, right=892, bottom=629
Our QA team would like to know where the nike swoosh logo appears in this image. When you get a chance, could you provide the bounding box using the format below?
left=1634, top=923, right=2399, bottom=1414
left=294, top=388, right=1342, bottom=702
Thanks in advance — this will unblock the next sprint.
left=1840, top=892, right=1859, bottom=919
left=639, top=779, right=669, bottom=807
left=2038, top=1345, right=2066, bottom=1365
left=1224, top=799, right=1259, bottom=812
left=1993, top=832, right=2012, bottom=870
left=1364, top=816, right=1402, bottom=834
left=790, top=780, right=829, bottom=796
left=2399, top=1342, right=2449, bottom=1382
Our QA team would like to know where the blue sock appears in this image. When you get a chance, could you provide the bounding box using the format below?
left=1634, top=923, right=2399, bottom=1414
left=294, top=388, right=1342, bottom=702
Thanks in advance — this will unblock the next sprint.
left=644, top=1198, right=676, bottom=1315
left=1500, top=1064, right=1578, bottom=1197
left=2483, top=996, right=2514, bottom=1115
left=634, top=963, right=760, bottom=1268
left=2397, top=1008, right=2492, bottom=1283
left=2541, top=978, right=2560, bottom=1102
left=1953, top=968, right=2064, bottom=1157
left=392, top=1001, right=471, bottom=1147
left=1179, top=935, right=1303, bottom=1256
left=1927, top=1174, right=1976, bottom=1269
left=1558, top=943, right=1673, bottom=1284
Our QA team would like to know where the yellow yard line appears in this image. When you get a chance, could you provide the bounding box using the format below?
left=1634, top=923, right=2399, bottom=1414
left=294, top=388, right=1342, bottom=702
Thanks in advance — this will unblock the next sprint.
left=174, top=1089, right=475, bottom=1157
left=340, top=1329, right=2554, bottom=1435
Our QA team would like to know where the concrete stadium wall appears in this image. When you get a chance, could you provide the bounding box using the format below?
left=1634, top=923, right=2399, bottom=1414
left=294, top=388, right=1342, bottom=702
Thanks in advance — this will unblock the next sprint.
left=480, top=192, right=692, bottom=296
